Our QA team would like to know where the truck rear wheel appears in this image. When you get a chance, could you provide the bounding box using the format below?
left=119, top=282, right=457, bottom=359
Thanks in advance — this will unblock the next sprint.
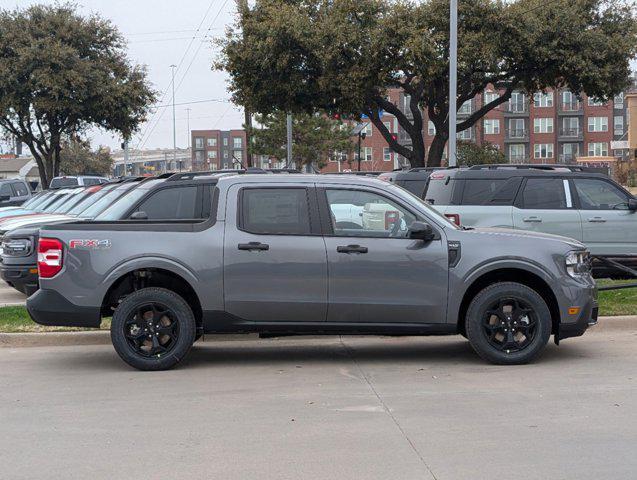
left=111, top=287, right=196, bottom=371
left=465, top=282, right=551, bottom=365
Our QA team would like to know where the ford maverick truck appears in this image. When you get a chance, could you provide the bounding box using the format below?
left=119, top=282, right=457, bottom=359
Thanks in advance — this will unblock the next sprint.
left=27, top=174, right=597, bottom=370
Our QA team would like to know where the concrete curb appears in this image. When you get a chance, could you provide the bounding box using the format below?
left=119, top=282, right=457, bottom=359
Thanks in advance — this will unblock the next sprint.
left=0, top=317, right=634, bottom=348
left=0, top=331, right=260, bottom=348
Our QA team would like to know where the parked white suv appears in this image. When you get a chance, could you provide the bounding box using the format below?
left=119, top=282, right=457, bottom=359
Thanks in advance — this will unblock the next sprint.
left=49, top=175, right=108, bottom=189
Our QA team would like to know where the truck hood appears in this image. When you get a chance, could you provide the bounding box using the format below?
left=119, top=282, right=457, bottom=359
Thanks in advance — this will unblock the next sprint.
left=460, top=226, right=586, bottom=250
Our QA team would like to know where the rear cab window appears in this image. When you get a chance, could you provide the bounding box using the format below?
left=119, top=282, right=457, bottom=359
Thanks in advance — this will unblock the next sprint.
left=424, top=172, right=454, bottom=205
left=134, top=186, right=198, bottom=220
left=50, top=177, right=79, bottom=189
left=240, top=188, right=311, bottom=235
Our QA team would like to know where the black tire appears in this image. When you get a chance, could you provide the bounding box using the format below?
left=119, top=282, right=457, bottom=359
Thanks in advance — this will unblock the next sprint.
left=465, top=282, right=551, bottom=365
left=111, top=287, right=196, bottom=371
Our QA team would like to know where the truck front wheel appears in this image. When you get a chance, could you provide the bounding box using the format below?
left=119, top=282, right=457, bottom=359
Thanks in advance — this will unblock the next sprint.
left=465, top=282, right=551, bottom=365
left=111, top=287, right=196, bottom=371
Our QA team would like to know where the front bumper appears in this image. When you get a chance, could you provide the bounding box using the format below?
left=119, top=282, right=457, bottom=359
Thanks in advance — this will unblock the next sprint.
left=26, top=289, right=101, bottom=328
left=557, top=299, right=599, bottom=342
left=0, top=264, right=39, bottom=296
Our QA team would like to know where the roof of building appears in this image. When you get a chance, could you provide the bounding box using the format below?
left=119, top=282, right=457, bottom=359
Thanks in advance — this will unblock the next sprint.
left=0, top=157, right=31, bottom=173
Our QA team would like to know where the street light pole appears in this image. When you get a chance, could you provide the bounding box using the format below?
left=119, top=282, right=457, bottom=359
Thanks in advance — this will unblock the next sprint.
left=286, top=114, right=293, bottom=168
left=448, top=0, right=458, bottom=167
left=170, top=64, right=178, bottom=171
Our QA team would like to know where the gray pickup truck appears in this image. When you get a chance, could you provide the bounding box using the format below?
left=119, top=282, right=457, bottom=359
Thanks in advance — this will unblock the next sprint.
left=27, top=174, right=597, bottom=370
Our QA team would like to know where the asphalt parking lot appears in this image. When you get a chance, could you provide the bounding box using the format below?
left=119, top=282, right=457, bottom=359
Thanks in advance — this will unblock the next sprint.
left=1, top=320, right=636, bottom=480
left=0, top=281, right=27, bottom=306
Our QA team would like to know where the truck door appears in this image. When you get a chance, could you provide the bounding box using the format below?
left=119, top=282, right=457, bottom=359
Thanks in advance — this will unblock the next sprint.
left=223, top=184, right=328, bottom=322
left=512, top=177, right=582, bottom=241
left=319, top=186, right=448, bottom=324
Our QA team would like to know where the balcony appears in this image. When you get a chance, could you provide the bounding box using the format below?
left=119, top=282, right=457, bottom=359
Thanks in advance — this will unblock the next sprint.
left=559, top=153, right=578, bottom=164
left=509, top=154, right=527, bottom=162
left=558, top=127, right=583, bottom=140
left=504, top=103, right=528, bottom=115
left=558, top=102, right=583, bottom=114
left=504, top=128, right=529, bottom=142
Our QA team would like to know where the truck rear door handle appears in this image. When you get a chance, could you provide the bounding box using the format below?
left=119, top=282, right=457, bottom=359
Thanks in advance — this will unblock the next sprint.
left=337, top=244, right=368, bottom=254
left=238, top=242, right=269, bottom=251
left=523, top=216, right=542, bottom=223
left=587, top=217, right=607, bottom=223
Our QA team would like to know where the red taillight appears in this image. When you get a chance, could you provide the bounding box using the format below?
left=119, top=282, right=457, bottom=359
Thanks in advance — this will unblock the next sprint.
left=37, top=238, right=63, bottom=278
left=445, top=213, right=461, bottom=226
left=385, top=210, right=400, bottom=229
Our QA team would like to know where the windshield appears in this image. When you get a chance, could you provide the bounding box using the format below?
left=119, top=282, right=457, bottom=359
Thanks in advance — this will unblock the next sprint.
left=66, top=185, right=116, bottom=216
left=56, top=187, right=104, bottom=214
left=21, top=191, right=49, bottom=210
left=78, top=182, right=139, bottom=219
left=389, top=183, right=460, bottom=229
left=95, top=179, right=165, bottom=220
left=39, top=191, right=74, bottom=213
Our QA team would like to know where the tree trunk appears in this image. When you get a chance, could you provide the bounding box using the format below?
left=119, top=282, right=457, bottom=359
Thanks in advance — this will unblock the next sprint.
left=427, top=133, right=448, bottom=167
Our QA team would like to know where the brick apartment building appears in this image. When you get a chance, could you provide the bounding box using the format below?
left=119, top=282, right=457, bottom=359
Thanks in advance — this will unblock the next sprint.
left=321, top=86, right=630, bottom=173
left=191, top=129, right=247, bottom=171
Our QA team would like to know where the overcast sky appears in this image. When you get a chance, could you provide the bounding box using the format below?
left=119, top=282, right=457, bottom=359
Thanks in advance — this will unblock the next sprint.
left=0, top=0, right=243, bottom=152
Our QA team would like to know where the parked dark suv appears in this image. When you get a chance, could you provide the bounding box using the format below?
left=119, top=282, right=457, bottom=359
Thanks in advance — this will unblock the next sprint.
left=0, top=178, right=32, bottom=207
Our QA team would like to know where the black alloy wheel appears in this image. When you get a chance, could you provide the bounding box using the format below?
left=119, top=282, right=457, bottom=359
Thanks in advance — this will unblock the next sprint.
left=482, top=298, right=538, bottom=354
left=124, top=302, right=180, bottom=358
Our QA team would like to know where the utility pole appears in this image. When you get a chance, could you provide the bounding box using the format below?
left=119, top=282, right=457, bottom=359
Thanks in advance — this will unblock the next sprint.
left=448, top=0, right=458, bottom=167
left=244, top=108, right=253, bottom=168
left=123, top=139, right=129, bottom=177
left=170, top=64, right=178, bottom=171
left=286, top=114, right=293, bottom=168
left=186, top=107, right=191, bottom=150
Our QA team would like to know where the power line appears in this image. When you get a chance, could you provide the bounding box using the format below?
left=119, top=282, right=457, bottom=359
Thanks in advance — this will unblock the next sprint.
left=152, top=98, right=231, bottom=108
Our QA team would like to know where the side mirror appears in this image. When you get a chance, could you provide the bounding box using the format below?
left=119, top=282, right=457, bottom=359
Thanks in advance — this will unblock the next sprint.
left=628, top=198, right=637, bottom=211
left=130, top=211, right=148, bottom=220
left=408, top=221, right=435, bottom=241
left=0, top=195, right=10, bottom=202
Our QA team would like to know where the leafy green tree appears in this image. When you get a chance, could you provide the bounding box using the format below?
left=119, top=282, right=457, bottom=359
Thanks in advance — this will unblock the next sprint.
left=249, top=111, right=353, bottom=169
left=0, top=4, right=156, bottom=188
left=217, top=0, right=637, bottom=167
left=59, top=138, right=113, bottom=176
left=456, top=141, right=505, bottom=167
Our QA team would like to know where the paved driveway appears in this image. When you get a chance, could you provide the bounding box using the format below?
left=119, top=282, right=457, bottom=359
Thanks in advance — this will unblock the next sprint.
left=0, top=281, right=26, bottom=306
left=0, top=322, right=635, bottom=480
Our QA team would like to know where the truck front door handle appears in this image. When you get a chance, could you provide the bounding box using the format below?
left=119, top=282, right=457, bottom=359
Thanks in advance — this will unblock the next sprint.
left=523, top=216, right=542, bottom=223
left=238, top=242, right=269, bottom=251
left=587, top=217, right=607, bottom=223
left=337, top=244, right=368, bottom=254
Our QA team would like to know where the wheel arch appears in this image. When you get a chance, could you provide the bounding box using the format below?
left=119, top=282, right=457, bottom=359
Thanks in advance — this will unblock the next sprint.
left=456, top=268, right=560, bottom=337
left=101, top=267, right=203, bottom=333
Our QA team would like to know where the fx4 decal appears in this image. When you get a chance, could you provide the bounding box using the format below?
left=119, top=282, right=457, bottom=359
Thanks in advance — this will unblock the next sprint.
left=69, top=239, right=112, bottom=250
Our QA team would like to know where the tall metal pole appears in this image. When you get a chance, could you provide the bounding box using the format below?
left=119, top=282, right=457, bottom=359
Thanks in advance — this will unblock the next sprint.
left=170, top=64, right=178, bottom=171
left=186, top=107, right=191, bottom=149
left=286, top=113, right=293, bottom=168
left=448, top=0, right=458, bottom=167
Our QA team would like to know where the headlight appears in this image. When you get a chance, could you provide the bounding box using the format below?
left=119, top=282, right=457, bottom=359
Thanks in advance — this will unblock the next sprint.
left=565, top=250, right=591, bottom=278
left=1, top=238, right=32, bottom=257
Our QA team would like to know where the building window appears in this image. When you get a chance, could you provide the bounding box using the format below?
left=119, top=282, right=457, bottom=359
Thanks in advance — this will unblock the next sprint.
left=533, top=92, right=553, bottom=108
left=509, top=92, right=525, bottom=113
left=614, top=115, right=624, bottom=136
left=533, top=118, right=554, bottom=134
left=588, top=142, right=608, bottom=157
left=402, top=94, right=411, bottom=112
left=588, top=97, right=604, bottom=107
left=363, top=123, right=372, bottom=137
left=588, top=116, right=608, bottom=132
left=363, top=147, right=373, bottom=161
left=561, top=117, right=580, bottom=136
left=509, top=144, right=525, bottom=161
left=484, top=90, right=499, bottom=104
left=195, top=150, right=204, bottom=161
left=194, top=137, right=204, bottom=149
left=233, top=137, right=242, bottom=148
left=483, top=119, right=500, bottom=135
left=508, top=118, right=526, bottom=138
left=207, top=138, right=217, bottom=147
left=458, top=100, right=472, bottom=114
left=383, top=147, right=392, bottom=162
left=456, top=128, right=472, bottom=140
left=561, top=91, right=580, bottom=111
left=428, top=121, right=436, bottom=136
left=614, top=93, right=624, bottom=109
left=223, top=138, right=228, bottom=146
left=534, top=143, right=554, bottom=159
left=223, top=150, right=228, bottom=158
left=561, top=143, right=579, bottom=163
left=383, top=121, right=391, bottom=133
left=207, top=150, right=217, bottom=159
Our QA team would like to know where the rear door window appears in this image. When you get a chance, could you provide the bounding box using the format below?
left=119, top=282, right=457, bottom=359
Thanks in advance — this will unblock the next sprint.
left=134, top=186, right=198, bottom=220
left=0, top=183, right=13, bottom=197
left=520, top=178, right=569, bottom=209
left=240, top=188, right=311, bottom=235
left=11, top=182, right=29, bottom=197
